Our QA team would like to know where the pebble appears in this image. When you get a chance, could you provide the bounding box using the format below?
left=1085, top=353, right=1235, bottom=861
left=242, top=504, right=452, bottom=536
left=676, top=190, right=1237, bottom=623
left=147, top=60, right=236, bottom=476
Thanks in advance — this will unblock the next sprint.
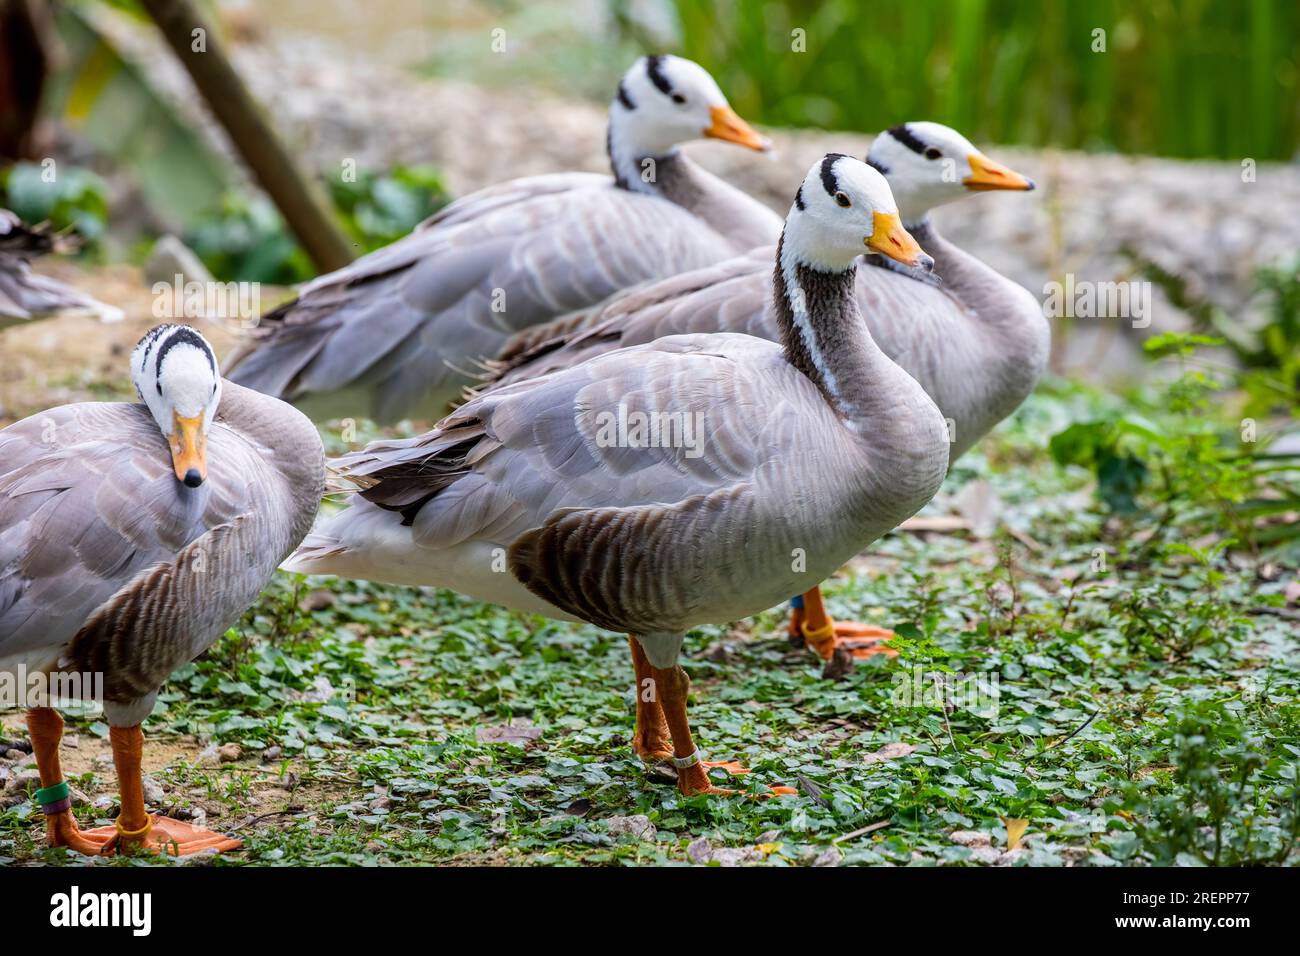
left=950, top=829, right=992, bottom=847
left=3, top=769, right=39, bottom=792
left=142, top=775, right=166, bottom=805
left=605, top=814, right=656, bottom=841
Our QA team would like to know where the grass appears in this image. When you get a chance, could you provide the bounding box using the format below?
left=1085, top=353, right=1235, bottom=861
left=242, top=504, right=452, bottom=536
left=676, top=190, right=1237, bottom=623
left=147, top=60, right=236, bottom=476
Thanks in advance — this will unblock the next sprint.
left=2, top=374, right=1296, bottom=867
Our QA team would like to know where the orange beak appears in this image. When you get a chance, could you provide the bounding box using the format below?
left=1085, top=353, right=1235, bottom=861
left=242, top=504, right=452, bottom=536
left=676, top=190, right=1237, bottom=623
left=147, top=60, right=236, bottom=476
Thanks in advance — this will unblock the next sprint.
left=963, top=152, right=1035, bottom=192
left=704, top=105, right=770, bottom=152
left=867, top=212, right=934, bottom=271
left=170, top=411, right=207, bottom=487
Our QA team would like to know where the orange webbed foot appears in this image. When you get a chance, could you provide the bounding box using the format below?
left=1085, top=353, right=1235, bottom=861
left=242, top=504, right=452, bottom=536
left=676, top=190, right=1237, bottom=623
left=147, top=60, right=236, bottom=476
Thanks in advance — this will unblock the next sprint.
left=84, top=815, right=241, bottom=857
left=803, top=621, right=898, bottom=662
left=45, top=810, right=117, bottom=856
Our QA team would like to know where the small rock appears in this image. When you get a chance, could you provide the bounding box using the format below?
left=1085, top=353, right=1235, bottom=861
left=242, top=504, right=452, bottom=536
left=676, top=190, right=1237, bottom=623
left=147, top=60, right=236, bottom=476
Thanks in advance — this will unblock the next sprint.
left=142, top=776, right=166, bottom=806
left=709, top=848, right=749, bottom=867
left=969, top=846, right=1003, bottom=865
left=64, top=735, right=80, bottom=749
left=756, top=829, right=781, bottom=844
left=369, top=796, right=393, bottom=811
left=197, top=743, right=220, bottom=766
left=3, top=768, right=39, bottom=792
left=606, top=814, right=656, bottom=841
left=93, top=794, right=116, bottom=810
left=812, top=848, right=841, bottom=867
left=996, top=848, right=1029, bottom=866
left=218, top=743, right=241, bottom=763
left=263, top=745, right=283, bottom=761
left=69, top=785, right=92, bottom=808
left=950, top=829, right=992, bottom=847
left=687, top=836, right=713, bottom=864
left=4, top=749, right=25, bottom=761
left=143, top=235, right=214, bottom=288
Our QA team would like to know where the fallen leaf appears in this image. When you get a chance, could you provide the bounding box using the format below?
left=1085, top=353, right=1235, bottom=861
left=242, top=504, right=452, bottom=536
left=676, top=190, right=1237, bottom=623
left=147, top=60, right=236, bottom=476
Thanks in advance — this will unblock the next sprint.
left=1001, top=816, right=1029, bottom=850
left=475, top=722, right=543, bottom=746
left=864, top=742, right=916, bottom=764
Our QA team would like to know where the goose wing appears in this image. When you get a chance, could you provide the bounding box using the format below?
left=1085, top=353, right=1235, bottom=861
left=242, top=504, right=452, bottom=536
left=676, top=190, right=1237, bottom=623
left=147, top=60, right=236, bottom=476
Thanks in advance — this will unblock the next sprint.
left=294, top=333, right=823, bottom=633
left=225, top=173, right=738, bottom=423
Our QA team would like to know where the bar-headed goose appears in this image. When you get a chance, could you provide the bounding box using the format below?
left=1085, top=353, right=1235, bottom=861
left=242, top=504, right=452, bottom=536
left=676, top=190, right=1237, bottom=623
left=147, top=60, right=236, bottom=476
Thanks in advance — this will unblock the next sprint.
left=224, top=55, right=780, bottom=424
left=0, top=210, right=123, bottom=327
left=284, top=155, right=949, bottom=796
left=491, top=122, right=1045, bottom=661
left=0, top=325, right=323, bottom=855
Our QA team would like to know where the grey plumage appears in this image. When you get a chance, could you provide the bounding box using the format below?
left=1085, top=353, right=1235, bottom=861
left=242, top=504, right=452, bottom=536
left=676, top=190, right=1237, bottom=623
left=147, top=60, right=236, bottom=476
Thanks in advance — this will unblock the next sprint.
left=492, top=222, right=1047, bottom=462
left=283, top=156, right=951, bottom=669
left=0, top=210, right=123, bottom=327
left=0, top=381, right=324, bottom=725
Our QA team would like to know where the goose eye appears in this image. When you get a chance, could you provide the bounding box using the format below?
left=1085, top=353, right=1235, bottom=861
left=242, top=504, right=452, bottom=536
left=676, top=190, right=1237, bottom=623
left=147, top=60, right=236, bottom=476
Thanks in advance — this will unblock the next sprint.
left=671, top=93, right=686, bottom=105
left=924, top=147, right=942, bottom=161
left=834, top=191, right=851, bottom=208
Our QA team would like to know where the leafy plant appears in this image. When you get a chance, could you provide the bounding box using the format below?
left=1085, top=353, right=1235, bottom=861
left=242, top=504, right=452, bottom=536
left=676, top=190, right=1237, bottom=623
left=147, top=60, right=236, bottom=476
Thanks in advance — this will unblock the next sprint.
left=1049, top=332, right=1300, bottom=548
left=184, top=165, right=451, bottom=284
left=1118, top=700, right=1300, bottom=866
left=0, top=161, right=110, bottom=249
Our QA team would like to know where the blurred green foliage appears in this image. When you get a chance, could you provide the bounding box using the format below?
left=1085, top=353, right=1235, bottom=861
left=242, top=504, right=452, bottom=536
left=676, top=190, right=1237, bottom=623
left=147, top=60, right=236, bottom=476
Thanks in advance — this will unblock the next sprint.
left=184, top=165, right=450, bottom=284
left=0, top=161, right=109, bottom=249
left=664, top=0, right=1299, bottom=159
left=1049, top=326, right=1300, bottom=551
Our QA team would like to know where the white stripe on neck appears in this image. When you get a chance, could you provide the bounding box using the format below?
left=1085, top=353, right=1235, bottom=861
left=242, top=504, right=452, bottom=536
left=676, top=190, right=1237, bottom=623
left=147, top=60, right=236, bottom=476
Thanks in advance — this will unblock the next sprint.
left=779, top=241, right=847, bottom=414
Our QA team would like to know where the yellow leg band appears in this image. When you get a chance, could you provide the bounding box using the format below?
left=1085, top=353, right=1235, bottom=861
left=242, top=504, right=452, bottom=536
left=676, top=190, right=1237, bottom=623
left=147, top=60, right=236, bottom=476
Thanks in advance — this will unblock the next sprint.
left=115, top=814, right=154, bottom=841
left=801, top=620, right=835, bottom=648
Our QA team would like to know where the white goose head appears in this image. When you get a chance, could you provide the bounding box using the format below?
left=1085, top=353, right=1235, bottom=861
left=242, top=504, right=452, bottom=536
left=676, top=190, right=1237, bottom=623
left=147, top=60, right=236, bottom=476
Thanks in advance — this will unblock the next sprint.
left=608, top=55, right=767, bottom=178
left=130, top=324, right=222, bottom=488
left=784, top=153, right=933, bottom=274
left=867, top=122, right=1035, bottom=225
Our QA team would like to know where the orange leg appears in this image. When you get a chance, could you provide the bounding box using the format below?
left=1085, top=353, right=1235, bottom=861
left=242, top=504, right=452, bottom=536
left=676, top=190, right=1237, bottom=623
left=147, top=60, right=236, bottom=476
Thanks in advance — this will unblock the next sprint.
left=628, top=637, right=674, bottom=763
left=26, top=708, right=114, bottom=855
left=648, top=662, right=738, bottom=796
left=789, top=587, right=898, bottom=662
left=81, top=724, right=241, bottom=857
left=646, top=661, right=796, bottom=798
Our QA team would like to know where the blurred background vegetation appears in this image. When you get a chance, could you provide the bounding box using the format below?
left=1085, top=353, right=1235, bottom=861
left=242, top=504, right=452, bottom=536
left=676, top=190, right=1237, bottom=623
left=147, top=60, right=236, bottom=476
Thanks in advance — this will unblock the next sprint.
left=660, top=0, right=1300, bottom=161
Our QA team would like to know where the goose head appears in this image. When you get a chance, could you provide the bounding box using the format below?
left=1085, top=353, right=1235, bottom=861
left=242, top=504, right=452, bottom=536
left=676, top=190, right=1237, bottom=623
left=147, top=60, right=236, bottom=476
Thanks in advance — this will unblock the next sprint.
left=784, top=153, right=933, bottom=274
left=867, top=122, right=1034, bottom=225
left=609, top=55, right=768, bottom=162
left=131, top=324, right=222, bottom=488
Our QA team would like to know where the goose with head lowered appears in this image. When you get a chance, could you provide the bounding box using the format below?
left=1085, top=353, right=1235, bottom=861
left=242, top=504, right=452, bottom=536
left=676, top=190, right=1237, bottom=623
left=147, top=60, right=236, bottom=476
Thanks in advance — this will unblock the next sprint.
left=224, top=55, right=780, bottom=424
left=490, top=122, right=1045, bottom=662
left=283, top=155, right=949, bottom=796
left=0, top=325, right=323, bottom=855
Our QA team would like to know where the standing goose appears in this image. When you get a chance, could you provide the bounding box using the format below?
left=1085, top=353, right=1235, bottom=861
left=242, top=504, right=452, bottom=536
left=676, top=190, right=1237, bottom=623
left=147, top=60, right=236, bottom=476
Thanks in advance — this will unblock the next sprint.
left=224, top=55, right=780, bottom=424
left=284, top=155, right=949, bottom=796
left=0, top=324, right=323, bottom=855
left=490, top=122, right=1045, bottom=660
left=0, top=210, right=123, bottom=328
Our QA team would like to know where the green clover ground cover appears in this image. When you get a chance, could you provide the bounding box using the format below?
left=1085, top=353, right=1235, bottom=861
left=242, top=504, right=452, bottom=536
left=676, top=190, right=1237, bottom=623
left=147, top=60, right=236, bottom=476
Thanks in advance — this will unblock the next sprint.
left=2, top=372, right=1296, bottom=867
